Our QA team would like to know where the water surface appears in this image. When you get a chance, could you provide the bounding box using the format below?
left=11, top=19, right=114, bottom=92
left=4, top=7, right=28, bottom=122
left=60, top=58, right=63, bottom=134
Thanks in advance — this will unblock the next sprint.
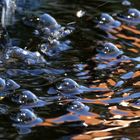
left=1, top=0, right=140, bottom=140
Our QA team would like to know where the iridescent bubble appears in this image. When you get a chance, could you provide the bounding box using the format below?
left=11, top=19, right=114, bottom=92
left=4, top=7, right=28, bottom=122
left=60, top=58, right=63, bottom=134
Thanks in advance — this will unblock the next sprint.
left=96, top=13, right=121, bottom=31
left=118, top=8, right=140, bottom=25
left=96, top=42, right=123, bottom=59
left=11, top=90, right=46, bottom=108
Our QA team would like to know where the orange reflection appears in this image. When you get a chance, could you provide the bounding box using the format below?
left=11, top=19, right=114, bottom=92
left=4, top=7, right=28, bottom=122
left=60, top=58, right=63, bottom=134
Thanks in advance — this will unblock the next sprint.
left=72, top=119, right=140, bottom=140
left=133, top=42, right=140, bottom=48
left=121, top=25, right=140, bottom=35
left=128, top=48, right=139, bottom=53
left=116, top=33, right=140, bottom=42
left=133, top=71, right=140, bottom=78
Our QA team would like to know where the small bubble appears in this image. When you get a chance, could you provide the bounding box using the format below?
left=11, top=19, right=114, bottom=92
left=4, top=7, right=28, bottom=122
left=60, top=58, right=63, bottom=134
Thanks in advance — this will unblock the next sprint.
left=96, top=42, right=123, bottom=59
left=56, top=78, right=79, bottom=92
left=67, top=101, right=90, bottom=114
left=118, top=8, right=140, bottom=25
left=96, top=13, right=121, bottom=30
left=10, top=109, right=38, bottom=124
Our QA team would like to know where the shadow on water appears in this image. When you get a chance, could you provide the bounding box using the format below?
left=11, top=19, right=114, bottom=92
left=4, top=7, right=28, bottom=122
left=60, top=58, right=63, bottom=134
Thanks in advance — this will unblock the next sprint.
left=0, top=0, right=140, bottom=140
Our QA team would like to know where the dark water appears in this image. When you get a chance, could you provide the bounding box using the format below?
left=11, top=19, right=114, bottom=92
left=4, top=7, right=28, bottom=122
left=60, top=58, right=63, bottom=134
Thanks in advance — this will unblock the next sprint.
left=1, top=0, right=140, bottom=139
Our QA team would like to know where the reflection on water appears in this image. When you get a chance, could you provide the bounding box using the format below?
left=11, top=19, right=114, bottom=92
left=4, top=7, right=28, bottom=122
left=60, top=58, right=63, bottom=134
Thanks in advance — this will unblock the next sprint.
left=0, top=0, right=140, bottom=140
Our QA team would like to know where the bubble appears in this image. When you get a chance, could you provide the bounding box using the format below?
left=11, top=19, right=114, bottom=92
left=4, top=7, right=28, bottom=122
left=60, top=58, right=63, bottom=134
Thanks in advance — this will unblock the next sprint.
left=0, top=78, right=20, bottom=97
left=48, top=78, right=108, bottom=95
left=10, top=109, right=42, bottom=134
left=96, top=13, right=121, bottom=30
left=118, top=8, right=140, bottom=25
left=127, top=9, right=140, bottom=19
left=96, top=42, right=123, bottom=59
left=56, top=78, right=80, bottom=93
left=11, top=90, right=38, bottom=104
left=10, top=109, right=38, bottom=124
left=6, top=79, right=20, bottom=90
left=39, top=13, right=60, bottom=30
left=11, top=90, right=46, bottom=108
left=67, top=101, right=90, bottom=115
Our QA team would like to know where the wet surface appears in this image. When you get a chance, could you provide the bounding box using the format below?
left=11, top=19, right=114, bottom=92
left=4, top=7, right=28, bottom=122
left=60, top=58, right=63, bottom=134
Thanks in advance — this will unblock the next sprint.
left=0, top=0, right=140, bottom=140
